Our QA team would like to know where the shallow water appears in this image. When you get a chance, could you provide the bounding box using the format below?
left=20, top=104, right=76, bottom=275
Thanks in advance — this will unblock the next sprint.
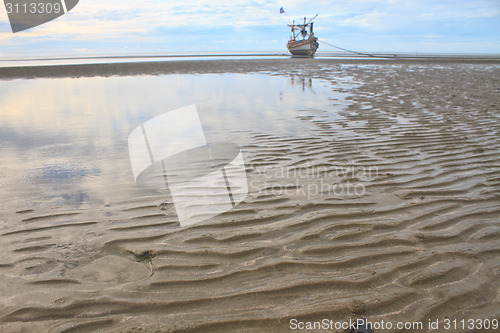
left=0, top=73, right=347, bottom=213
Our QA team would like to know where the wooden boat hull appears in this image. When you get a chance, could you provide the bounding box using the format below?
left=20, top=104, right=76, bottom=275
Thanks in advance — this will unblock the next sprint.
left=287, top=37, right=319, bottom=56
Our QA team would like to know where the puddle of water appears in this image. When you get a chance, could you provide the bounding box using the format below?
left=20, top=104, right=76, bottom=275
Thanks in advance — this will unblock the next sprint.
left=0, top=73, right=351, bottom=214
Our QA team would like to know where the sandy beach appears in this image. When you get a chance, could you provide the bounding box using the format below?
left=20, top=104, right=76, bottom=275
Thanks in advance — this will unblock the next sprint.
left=0, top=58, right=499, bottom=332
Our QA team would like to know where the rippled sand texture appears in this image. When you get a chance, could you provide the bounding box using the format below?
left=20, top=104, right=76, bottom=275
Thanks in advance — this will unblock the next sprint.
left=0, top=60, right=499, bottom=332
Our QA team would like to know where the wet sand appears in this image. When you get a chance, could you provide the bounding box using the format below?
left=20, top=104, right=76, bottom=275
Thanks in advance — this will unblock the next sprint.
left=0, top=58, right=499, bottom=332
left=1, top=57, right=500, bottom=79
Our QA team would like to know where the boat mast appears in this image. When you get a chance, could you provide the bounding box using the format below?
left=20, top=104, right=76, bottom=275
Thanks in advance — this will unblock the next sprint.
left=301, top=17, right=308, bottom=39
left=288, top=14, right=318, bottom=41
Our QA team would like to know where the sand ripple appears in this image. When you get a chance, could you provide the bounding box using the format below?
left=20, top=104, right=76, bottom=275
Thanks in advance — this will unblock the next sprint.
left=0, top=60, right=499, bottom=332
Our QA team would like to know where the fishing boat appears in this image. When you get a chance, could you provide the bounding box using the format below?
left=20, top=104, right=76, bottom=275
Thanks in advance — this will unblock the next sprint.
left=287, top=15, right=319, bottom=56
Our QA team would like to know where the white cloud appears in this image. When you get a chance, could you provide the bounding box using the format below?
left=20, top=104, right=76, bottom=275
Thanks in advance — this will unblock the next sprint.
left=0, top=0, right=499, bottom=54
left=0, top=0, right=286, bottom=40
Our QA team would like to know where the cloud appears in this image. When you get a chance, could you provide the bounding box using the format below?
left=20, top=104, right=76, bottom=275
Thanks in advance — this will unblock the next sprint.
left=337, top=10, right=390, bottom=30
left=0, top=0, right=499, bottom=55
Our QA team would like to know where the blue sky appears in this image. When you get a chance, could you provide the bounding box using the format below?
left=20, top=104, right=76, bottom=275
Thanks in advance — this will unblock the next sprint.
left=0, top=0, right=499, bottom=57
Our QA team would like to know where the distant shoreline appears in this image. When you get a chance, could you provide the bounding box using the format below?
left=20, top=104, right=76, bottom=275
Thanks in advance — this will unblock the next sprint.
left=1, top=57, right=499, bottom=80
left=3, top=52, right=500, bottom=62
left=1, top=52, right=500, bottom=70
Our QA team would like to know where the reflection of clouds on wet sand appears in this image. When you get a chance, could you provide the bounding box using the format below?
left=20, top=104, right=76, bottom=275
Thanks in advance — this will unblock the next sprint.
left=0, top=74, right=339, bottom=140
left=0, top=73, right=342, bottom=212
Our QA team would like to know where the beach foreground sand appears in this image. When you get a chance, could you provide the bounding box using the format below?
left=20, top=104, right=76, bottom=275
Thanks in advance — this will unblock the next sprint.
left=0, top=58, right=499, bottom=332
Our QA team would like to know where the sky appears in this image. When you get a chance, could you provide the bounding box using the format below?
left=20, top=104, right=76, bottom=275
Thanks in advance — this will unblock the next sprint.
left=0, top=0, right=499, bottom=58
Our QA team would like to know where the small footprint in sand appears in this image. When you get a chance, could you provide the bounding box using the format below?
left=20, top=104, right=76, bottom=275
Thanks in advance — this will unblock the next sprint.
left=158, top=201, right=170, bottom=210
left=127, top=250, right=158, bottom=276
